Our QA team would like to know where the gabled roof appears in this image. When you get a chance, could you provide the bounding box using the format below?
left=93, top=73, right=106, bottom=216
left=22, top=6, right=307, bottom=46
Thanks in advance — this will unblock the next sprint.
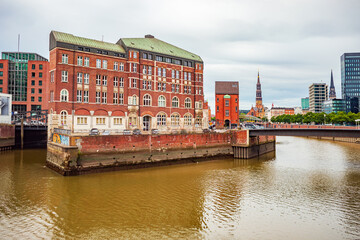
left=215, top=81, right=239, bottom=95
left=120, top=37, right=202, bottom=62
left=51, top=31, right=125, bottom=53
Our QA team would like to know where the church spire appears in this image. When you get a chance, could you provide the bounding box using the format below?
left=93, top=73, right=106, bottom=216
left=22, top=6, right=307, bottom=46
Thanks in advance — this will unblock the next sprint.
left=256, top=71, right=262, bottom=108
left=329, top=69, right=336, bottom=99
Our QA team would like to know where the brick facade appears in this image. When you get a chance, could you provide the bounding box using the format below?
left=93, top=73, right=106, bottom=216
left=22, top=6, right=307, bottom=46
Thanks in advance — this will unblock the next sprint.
left=48, top=31, right=208, bottom=134
left=215, top=81, right=240, bottom=128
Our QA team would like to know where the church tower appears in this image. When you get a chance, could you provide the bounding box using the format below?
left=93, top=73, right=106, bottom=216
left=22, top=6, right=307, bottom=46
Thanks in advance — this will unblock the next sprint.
left=256, top=71, right=263, bottom=108
left=329, top=69, right=336, bottom=99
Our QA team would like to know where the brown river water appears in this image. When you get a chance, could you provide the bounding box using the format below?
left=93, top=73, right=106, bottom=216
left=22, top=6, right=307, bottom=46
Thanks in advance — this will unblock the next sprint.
left=0, top=136, right=360, bottom=239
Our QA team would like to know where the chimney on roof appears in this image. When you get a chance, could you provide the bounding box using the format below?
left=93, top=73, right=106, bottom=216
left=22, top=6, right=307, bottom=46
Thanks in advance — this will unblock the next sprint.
left=145, top=34, right=154, bottom=38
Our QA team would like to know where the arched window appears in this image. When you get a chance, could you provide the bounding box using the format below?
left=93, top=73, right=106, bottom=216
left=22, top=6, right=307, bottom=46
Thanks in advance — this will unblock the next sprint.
left=132, top=95, right=137, bottom=105
left=172, top=97, right=179, bottom=108
left=158, top=95, right=166, bottom=107
left=185, top=98, right=191, bottom=109
left=60, top=110, right=67, bottom=125
left=143, top=94, right=151, bottom=106
left=157, top=112, right=167, bottom=126
left=60, top=89, right=68, bottom=102
left=171, top=113, right=180, bottom=126
left=184, top=113, right=192, bottom=126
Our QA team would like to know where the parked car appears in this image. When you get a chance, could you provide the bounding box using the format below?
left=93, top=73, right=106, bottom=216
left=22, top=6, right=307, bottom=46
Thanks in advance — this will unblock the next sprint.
left=102, top=130, right=110, bottom=135
left=151, top=129, right=159, bottom=135
left=89, top=128, right=100, bottom=136
left=203, top=128, right=210, bottom=133
left=133, top=129, right=141, bottom=135
left=123, top=129, right=131, bottom=135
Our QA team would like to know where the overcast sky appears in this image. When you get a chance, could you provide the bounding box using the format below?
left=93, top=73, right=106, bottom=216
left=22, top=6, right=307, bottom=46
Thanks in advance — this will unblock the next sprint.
left=1, top=0, right=359, bottom=111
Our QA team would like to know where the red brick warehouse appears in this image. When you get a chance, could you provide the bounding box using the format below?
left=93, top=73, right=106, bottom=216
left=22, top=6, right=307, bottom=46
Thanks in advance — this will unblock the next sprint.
left=48, top=31, right=209, bottom=134
left=215, top=81, right=239, bottom=128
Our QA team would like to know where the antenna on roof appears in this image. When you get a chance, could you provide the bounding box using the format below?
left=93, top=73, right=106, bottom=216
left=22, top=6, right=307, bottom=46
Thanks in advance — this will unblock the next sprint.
left=18, top=34, right=20, bottom=52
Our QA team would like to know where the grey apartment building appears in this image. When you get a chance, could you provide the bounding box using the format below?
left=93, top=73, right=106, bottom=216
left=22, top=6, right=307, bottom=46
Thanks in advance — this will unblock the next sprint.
left=309, top=83, right=328, bottom=113
left=341, top=52, right=360, bottom=113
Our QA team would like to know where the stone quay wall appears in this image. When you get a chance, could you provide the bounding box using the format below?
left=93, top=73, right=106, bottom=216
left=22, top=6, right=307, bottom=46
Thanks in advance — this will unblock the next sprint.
left=0, top=124, right=15, bottom=150
left=46, top=130, right=276, bottom=176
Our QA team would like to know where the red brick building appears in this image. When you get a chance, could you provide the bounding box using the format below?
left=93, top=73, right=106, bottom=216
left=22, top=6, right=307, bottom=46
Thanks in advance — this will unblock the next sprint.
left=48, top=31, right=208, bottom=133
left=0, top=52, right=49, bottom=112
left=215, top=81, right=239, bottom=128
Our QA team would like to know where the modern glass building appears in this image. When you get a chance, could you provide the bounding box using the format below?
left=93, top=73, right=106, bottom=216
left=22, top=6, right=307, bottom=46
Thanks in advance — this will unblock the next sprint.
left=322, top=98, right=345, bottom=114
left=301, top=97, right=309, bottom=110
left=1, top=52, right=48, bottom=112
left=341, top=52, right=360, bottom=113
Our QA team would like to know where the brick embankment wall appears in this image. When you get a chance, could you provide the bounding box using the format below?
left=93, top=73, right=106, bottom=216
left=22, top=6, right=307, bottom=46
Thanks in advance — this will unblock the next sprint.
left=0, top=124, right=15, bottom=149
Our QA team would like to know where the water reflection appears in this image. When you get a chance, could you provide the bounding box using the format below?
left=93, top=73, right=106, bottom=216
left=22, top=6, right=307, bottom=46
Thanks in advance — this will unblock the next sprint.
left=0, top=137, right=359, bottom=239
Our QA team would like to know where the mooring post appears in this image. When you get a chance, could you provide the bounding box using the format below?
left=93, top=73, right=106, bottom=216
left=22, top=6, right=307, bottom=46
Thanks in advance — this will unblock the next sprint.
left=21, top=118, right=24, bottom=149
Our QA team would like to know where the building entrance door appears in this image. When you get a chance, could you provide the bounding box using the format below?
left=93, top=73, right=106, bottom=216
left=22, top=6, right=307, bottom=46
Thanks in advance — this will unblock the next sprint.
left=143, top=116, right=151, bottom=131
left=224, top=120, right=230, bottom=128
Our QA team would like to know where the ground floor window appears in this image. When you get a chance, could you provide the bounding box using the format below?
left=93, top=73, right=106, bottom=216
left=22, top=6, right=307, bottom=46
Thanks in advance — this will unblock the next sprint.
left=184, top=114, right=192, bottom=126
left=157, top=113, right=166, bottom=126
left=96, top=117, right=105, bottom=125
left=113, top=117, right=123, bottom=125
left=60, top=111, right=67, bottom=125
left=171, top=114, right=180, bottom=126
left=196, top=115, right=202, bottom=126
left=77, top=117, right=87, bottom=125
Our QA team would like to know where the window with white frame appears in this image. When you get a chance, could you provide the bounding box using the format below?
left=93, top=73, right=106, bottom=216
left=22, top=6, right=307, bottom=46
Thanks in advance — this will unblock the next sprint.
left=77, top=117, right=87, bottom=125
left=132, top=95, right=137, bottom=105
left=171, top=84, right=175, bottom=93
left=196, top=115, right=202, bottom=126
left=184, top=86, right=188, bottom=94
left=199, top=88, right=202, bottom=95
left=84, top=73, right=89, bottom=84
left=102, top=92, right=107, bottom=103
left=225, top=100, right=229, bottom=106
left=61, top=71, right=68, bottom=82
left=133, top=51, right=137, bottom=58
left=158, top=68, right=161, bottom=76
left=83, top=90, right=89, bottom=103
left=102, top=76, right=107, bottom=86
left=171, top=113, right=180, bottom=126
left=176, top=84, right=179, bottom=93
left=77, top=56, right=83, bottom=66
left=157, top=113, right=166, bottom=126
left=172, top=70, right=175, bottom=78
left=60, top=89, right=68, bottom=102
left=114, top=62, right=118, bottom=71
left=158, top=96, right=165, bottom=107
left=114, top=77, right=118, bottom=87
left=132, top=79, right=137, bottom=88
left=103, top=60, right=107, bottom=69
left=185, top=98, right=191, bottom=108
left=143, top=94, right=151, bottom=106
left=148, top=81, right=152, bottom=90
left=184, top=114, right=192, bottom=126
left=143, top=65, right=147, bottom=74
left=51, top=71, right=54, bottom=83
left=113, top=92, right=118, bottom=104
left=184, top=72, right=187, bottom=80
left=176, top=70, right=179, bottom=79
left=188, top=73, right=191, bottom=81
left=142, top=80, right=147, bottom=89
left=162, top=83, right=166, bottom=91
left=84, top=57, right=89, bottom=67
left=132, top=63, right=137, bottom=73
left=119, top=78, right=124, bottom=87
left=119, top=63, right=124, bottom=71
left=76, top=90, right=82, bottom=102
left=188, top=86, right=191, bottom=94
left=96, top=117, right=106, bottom=125
left=162, top=68, right=166, bottom=77
left=96, top=91, right=101, bottom=103
left=77, top=73, right=82, bottom=83
left=96, top=75, right=101, bottom=85
left=96, top=59, right=101, bottom=68
left=225, top=110, right=229, bottom=116
left=114, top=117, right=123, bottom=125
left=60, top=111, right=67, bottom=125
left=199, top=101, right=202, bottom=109
left=148, top=66, right=152, bottom=75
left=157, top=82, right=162, bottom=91
left=199, top=75, right=202, bottom=82
left=172, top=97, right=179, bottom=108
left=62, top=54, right=68, bottom=64
left=119, top=93, right=124, bottom=104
